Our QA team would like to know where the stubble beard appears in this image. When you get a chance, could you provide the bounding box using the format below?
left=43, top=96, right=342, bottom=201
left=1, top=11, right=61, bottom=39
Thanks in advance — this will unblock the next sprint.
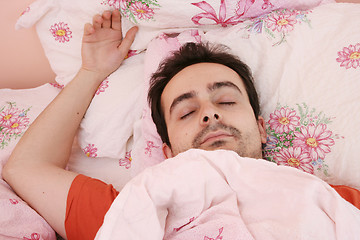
left=191, top=123, right=262, bottom=159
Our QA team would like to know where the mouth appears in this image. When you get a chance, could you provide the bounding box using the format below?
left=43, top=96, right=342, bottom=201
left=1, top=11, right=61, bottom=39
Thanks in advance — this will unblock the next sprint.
left=200, top=131, right=234, bottom=145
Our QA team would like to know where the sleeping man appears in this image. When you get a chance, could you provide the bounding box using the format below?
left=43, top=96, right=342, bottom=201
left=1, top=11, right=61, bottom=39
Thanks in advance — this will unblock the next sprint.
left=3, top=10, right=360, bottom=240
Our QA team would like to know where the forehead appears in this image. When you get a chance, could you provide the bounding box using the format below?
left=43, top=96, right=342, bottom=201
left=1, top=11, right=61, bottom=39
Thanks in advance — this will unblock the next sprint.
left=161, top=62, right=247, bottom=110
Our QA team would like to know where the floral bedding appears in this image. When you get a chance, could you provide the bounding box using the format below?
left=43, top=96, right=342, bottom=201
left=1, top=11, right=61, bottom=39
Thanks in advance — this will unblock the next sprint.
left=1, top=0, right=360, bottom=239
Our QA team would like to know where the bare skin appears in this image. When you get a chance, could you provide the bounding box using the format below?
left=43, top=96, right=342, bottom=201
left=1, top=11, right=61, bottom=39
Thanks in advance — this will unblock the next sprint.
left=161, top=63, right=267, bottom=159
left=2, top=10, right=138, bottom=239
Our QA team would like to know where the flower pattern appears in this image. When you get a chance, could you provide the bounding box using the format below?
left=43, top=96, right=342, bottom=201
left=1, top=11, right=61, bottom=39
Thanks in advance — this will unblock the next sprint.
left=50, top=82, right=65, bottom=89
left=96, top=79, right=109, bottom=95
left=23, top=233, right=40, bottom=240
left=293, top=124, right=335, bottom=161
left=336, top=43, right=360, bottom=69
left=275, top=147, right=314, bottom=174
left=244, top=9, right=311, bottom=46
left=173, top=217, right=195, bottom=232
left=112, top=0, right=160, bottom=24
left=119, top=151, right=132, bottom=169
left=125, top=49, right=143, bottom=59
left=262, top=0, right=274, bottom=10
left=204, top=227, right=224, bottom=240
left=266, top=11, right=297, bottom=33
left=49, top=22, right=72, bottom=43
left=102, top=0, right=127, bottom=11
left=265, top=103, right=342, bottom=176
left=83, top=144, right=98, bottom=158
left=9, top=199, right=19, bottom=205
left=191, top=0, right=250, bottom=27
left=0, top=103, right=31, bottom=149
left=2, top=116, right=29, bottom=135
left=144, top=140, right=160, bottom=157
left=129, top=2, right=155, bottom=20
left=21, top=7, right=30, bottom=16
left=268, top=107, right=300, bottom=134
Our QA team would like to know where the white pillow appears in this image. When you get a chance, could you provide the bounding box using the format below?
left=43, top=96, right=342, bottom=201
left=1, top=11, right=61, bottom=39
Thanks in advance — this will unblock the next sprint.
left=209, top=4, right=360, bottom=189
left=0, top=84, right=59, bottom=239
left=134, top=3, right=360, bottom=189
left=14, top=0, right=333, bottom=161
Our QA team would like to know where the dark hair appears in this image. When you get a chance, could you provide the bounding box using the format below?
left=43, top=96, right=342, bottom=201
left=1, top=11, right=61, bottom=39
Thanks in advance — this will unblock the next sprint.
left=148, top=42, right=260, bottom=147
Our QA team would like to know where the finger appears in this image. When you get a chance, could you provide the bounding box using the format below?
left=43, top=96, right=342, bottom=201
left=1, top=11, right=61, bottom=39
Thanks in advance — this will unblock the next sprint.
left=92, top=14, right=103, bottom=30
left=118, top=26, right=138, bottom=58
left=83, top=23, right=95, bottom=36
left=102, top=11, right=111, bottom=28
left=111, top=10, right=121, bottom=31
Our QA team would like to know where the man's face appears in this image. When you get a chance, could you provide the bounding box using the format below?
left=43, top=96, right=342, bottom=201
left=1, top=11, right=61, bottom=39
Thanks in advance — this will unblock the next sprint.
left=161, top=62, right=267, bottom=159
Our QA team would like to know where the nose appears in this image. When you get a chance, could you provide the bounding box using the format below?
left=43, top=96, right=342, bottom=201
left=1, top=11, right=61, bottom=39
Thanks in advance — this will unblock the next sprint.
left=200, top=105, right=221, bottom=125
left=203, top=113, right=220, bottom=123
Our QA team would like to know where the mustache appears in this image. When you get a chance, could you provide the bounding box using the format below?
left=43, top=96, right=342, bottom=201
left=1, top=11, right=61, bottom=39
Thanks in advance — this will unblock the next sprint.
left=192, top=123, right=242, bottom=148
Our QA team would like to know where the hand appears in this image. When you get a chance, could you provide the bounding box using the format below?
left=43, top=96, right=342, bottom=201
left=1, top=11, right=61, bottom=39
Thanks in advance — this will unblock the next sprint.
left=81, top=10, right=138, bottom=81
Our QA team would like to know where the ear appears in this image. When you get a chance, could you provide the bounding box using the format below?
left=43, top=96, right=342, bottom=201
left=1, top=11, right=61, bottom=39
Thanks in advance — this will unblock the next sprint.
left=162, top=143, right=174, bottom=159
left=257, top=116, right=267, bottom=144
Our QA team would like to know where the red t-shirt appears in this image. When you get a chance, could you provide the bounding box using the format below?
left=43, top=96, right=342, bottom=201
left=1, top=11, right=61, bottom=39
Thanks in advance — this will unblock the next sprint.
left=65, top=174, right=360, bottom=240
left=65, top=175, right=119, bottom=240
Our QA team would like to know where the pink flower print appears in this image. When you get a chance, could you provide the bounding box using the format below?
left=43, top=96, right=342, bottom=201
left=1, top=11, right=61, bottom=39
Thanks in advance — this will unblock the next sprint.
left=50, top=22, right=72, bottom=43
left=336, top=43, right=360, bottom=69
left=23, top=233, right=40, bottom=240
left=144, top=140, right=160, bottom=157
left=204, top=227, right=224, bottom=240
left=293, top=123, right=335, bottom=161
left=274, top=147, right=314, bottom=174
left=268, top=107, right=300, bottom=134
left=50, top=82, right=64, bottom=89
left=266, top=11, right=297, bottom=33
left=174, top=217, right=195, bottom=232
left=0, top=108, right=21, bottom=126
left=9, top=199, right=19, bottom=205
left=119, top=151, right=132, bottom=169
left=192, top=0, right=247, bottom=27
left=21, top=7, right=30, bottom=16
left=106, top=0, right=127, bottom=11
left=191, top=29, right=202, bottom=43
left=262, top=0, right=274, bottom=10
left=235, top=0, right=256, bottom=17
left=96, top=80, right=109, bottom=95
left=83, top=144, right=98, bottom=158
left=125, top=49, right=139, bottom=59
left=3, top=115, right=30, bottom=135
left=129, top=2, right=155, bottom=20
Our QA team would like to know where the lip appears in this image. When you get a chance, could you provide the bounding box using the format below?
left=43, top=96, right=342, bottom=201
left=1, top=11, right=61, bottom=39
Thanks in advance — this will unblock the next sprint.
left=201, top=131, right=233, bottom=145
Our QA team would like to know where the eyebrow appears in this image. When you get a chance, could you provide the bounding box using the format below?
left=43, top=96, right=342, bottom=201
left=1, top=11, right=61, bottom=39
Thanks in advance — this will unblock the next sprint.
left=169, top=91, right=197, bottom=114
left=207, top=81, right=242, bottom=94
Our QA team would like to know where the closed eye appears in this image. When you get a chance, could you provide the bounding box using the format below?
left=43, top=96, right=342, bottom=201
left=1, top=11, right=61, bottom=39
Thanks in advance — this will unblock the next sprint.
left=219, top=102, right=236, bottom=105
left=180, top=111, right=195, bottom=120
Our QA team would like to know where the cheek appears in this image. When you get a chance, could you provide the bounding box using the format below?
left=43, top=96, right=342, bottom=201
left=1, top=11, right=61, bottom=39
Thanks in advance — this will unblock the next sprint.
left=169, top=127, right=193, bottom=149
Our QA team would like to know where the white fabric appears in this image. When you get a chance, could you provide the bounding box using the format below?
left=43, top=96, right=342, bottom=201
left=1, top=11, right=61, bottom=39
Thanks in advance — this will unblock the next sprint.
left=0, top=84, right=59, bottom=240
left=13, top=0, right=334, bottom=161
left=134, top=3, right=360, bottom=189
left=96, top=149, right=360, bottom=239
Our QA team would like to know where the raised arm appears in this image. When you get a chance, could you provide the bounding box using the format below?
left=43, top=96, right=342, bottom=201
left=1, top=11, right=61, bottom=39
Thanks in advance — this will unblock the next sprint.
left=2, top=10, right=137, bottom=239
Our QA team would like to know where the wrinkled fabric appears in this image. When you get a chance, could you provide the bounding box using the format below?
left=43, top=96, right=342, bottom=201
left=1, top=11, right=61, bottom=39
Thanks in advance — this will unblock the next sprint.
left=96, top=149, right=360, bottom=240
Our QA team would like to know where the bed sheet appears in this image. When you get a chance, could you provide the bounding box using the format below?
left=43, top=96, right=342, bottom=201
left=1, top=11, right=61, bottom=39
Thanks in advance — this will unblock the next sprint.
left=97, top=149, right=360, bottom=239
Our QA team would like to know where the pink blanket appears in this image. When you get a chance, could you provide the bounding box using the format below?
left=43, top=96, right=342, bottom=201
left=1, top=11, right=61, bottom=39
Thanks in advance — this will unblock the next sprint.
left=96, top=149, right=360, bottom=239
